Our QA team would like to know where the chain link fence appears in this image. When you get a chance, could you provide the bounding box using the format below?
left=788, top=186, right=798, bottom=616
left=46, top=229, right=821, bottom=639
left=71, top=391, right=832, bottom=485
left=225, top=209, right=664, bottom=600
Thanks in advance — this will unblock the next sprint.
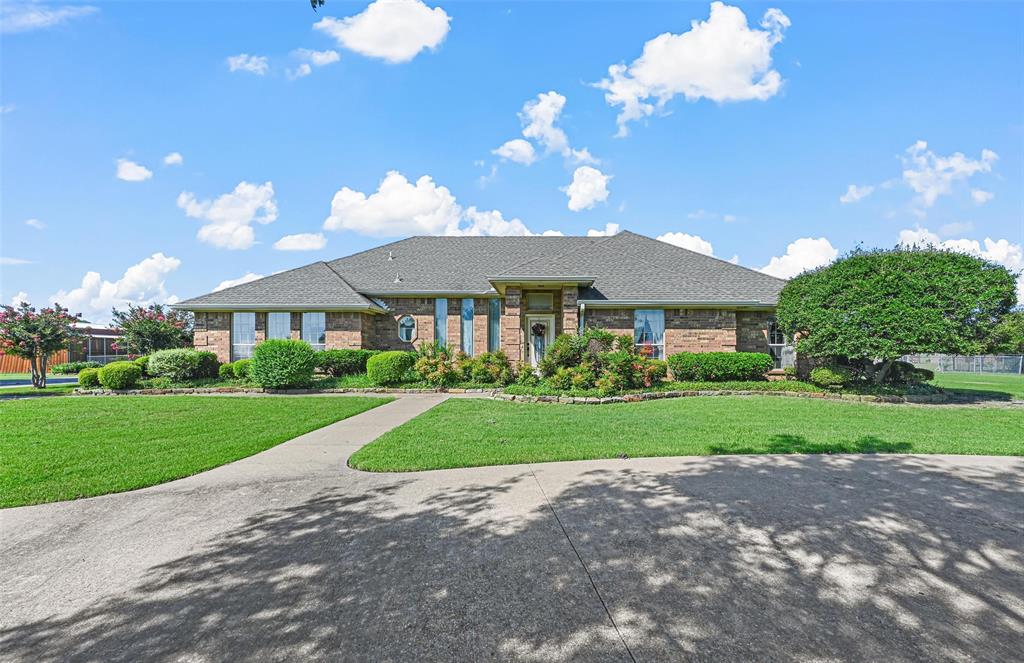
left=901, top=354, right=1024, bottom=374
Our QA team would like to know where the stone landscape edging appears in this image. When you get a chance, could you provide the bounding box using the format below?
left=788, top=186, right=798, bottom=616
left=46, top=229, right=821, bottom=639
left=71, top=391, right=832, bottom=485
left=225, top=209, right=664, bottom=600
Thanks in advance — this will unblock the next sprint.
left=68, top=385, right=952, bottom=405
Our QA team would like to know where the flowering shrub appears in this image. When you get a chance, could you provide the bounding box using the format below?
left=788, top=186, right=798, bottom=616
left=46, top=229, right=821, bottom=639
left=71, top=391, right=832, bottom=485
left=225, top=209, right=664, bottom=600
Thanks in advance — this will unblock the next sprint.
left=111, top=304, right=192, bottom=356
left=414, top=342, right=461, bottom=386
left=0, top=302, right=84, bottom=388
left=538, top=328, right=667, bottom=394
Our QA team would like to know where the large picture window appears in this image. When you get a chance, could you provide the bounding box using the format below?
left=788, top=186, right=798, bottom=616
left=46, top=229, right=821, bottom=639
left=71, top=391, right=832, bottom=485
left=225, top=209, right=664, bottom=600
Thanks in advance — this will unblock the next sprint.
left=434, top=298, right=448, bottom=346
left=487, top=298, right=501, bottom=353
left=232, top=312, right=256, bottom=360
left=302, top=312, right=326, bottom=351
left=267, top=312, right=291, bottom=340
left=461, top=298, right=474, bottom=355
left=634, top=309, right=665, bottom=359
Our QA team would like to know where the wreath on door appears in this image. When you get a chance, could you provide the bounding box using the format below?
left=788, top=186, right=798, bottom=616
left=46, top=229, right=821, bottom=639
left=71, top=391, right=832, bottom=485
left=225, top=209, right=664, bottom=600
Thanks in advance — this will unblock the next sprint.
left=531, top=322, right=547, bottom=337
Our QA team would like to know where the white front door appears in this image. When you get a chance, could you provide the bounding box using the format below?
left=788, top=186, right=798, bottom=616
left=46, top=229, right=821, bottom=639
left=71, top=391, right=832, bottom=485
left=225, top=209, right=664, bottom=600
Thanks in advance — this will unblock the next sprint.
left=525, top=314, right=555, bottom=368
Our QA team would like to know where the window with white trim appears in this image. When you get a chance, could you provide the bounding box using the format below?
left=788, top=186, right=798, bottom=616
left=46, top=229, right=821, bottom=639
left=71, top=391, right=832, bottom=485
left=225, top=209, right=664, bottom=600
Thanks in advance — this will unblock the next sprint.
left=267, top=312, right=290, bottom=340
left=398, top=315, right=416, bottom=343
left=232, top=312, right=256, bottom=360
left=634, top=309, right=665, bottom=360
left=767, top=319, right=793, bottom=369
left=434, top=298, right=448, bottom=345
left=301, top=312, right=326, bottom=351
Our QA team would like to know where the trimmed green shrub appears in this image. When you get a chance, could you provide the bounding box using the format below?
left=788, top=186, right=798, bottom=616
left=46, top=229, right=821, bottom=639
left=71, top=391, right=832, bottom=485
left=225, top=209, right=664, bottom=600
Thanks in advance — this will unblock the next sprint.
left=368, top=350, right=417, bottom=386
left=538, top=328, right=616, bottom=378
left=77, top=367, right=100, bottom=388
left=667, top=352, right=774, bottom=382
left=218, top=362, right=235, bottom=379
left=98, top=361, right=142, bottom=390
left=250, top=340, right=316, bottom=389
left=232, top=358, right=253, bottom=379
left=142, top=376, right=173, bottom=389
left=316, top=349, right=379, bottom=376
left=134, top=355, right=151, bottom=376
left=470, top=351, right=515, bottom=385
left=195, top=351, right=220, bottom=378
left=148, top=348, right=202, bottom=381
left=809, top=365, right=856, bottom=389
left=414, top=342, right=460, bottom=386
left=52, top=361, right=100, bottom=375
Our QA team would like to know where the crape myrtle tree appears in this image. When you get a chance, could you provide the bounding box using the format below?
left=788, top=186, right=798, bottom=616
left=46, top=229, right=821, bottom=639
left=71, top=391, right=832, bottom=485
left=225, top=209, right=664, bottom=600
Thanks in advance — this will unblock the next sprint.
left=111, top=304, right=193, bottom=356
left=0, top=302, right=85, bottom=388
left=776, top=247, right=1018, bottom=384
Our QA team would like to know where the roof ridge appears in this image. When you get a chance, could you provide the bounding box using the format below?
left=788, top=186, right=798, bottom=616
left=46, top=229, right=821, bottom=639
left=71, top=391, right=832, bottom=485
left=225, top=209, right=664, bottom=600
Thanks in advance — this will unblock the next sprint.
left=494, top=233, right=619, bottom=276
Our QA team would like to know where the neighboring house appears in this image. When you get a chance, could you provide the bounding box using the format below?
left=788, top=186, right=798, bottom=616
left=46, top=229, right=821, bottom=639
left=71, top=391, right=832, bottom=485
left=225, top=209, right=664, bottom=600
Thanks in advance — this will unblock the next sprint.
left=173, top=231, right=793, bottom=369
left=68, top=323, right=129, bottom=365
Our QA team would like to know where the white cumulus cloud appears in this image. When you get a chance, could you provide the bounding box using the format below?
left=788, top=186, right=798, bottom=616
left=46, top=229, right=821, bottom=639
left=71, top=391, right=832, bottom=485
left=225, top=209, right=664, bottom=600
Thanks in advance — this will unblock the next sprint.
left=587, top=223, right=621, bottom=237
left=323, top=170, right=562, bottom=237
left=213, top=273, right=264, bottom=292
left=163, top=152, right=183, bottom=166
left=24, top=218, right=45, bottom=230
left=273, top=232, right=327, bottom=251
left=839, top=184, right=874, bottom=204
left=596, top=2, right=790, bottom=136
left=760, top=237, right=838, bottom=279
left=492, top=139, right=536, bottom=165
left=288, top=48, right=340, bottom=79
left=657, top=231, right=714, bottom=256
left=562, top=166, right=611, bottom=212
left=48, top=253, right=181, bottom=324
left=314, top=0, right=450, bottom=64
left=1, top=257, right=32, bottom=265
left=227, top=54, right=269, bottom=75
left=116, top=158, right=152, bottom=182
left=10, top=291, right=30, bottom=307
left=970, top=189, right=994, bottom=205
left=178, top=181, right=278, bottom=250
left=1, top=2, right=98, bottom=34
left=901, top=140, right=997, bottom=209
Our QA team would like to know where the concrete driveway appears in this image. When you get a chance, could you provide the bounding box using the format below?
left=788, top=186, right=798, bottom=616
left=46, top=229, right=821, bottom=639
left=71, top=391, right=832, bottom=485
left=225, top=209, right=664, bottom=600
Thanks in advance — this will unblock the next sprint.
left=2, top=394, right=1022, bottom=662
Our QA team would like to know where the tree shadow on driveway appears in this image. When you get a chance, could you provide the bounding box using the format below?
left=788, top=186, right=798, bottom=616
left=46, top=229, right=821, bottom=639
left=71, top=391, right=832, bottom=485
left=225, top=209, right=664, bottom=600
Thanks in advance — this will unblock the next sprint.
left=2, top=456, right=1022, bottom=662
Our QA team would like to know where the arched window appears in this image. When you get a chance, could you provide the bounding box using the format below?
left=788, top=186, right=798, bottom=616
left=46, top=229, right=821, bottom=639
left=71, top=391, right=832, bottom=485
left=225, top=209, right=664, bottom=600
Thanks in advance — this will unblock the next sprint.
left=398, top=315, right=416, bottom=342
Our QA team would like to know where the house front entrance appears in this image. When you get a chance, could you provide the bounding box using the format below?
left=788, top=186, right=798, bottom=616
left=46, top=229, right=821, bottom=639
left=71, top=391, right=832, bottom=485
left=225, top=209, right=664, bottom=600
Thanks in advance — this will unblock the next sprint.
left=524, top=314, right=555, bottom=368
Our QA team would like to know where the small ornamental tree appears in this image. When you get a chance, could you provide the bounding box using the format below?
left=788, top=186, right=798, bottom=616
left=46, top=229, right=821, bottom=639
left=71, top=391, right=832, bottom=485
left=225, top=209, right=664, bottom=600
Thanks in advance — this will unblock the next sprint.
left=110, top=304, right=193, bottom=356
left=776, top=247, right=1018, bottom=383
left=0, top=302, right=85, bottom=388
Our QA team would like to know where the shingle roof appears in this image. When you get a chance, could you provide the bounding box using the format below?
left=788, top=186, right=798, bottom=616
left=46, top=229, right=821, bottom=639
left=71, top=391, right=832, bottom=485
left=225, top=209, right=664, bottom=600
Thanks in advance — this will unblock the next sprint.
left=174, top=262, right=378, bottom=310
left=174, top=231, right=785, bottom=310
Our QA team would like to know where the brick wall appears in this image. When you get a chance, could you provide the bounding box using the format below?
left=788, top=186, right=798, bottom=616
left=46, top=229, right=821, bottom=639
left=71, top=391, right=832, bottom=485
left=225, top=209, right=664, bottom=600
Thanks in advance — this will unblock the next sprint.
left=664, top=309, right=737, bottom=354
left=366, top=297, right=435, bottom=351
left=193, top=312, right=231, bottom=362
left=254, top=312, right=267, bottom=343
left=472, top=298, right=489, bottom=356
left=561, top=286, right=578, bottom=335
left=501, top=287, right=523, bottom=362
left=736, top=311, right=773, bottom=353
left=325, top=312, right=363, bottom=350
left=583, top=308, right=632, bottom=336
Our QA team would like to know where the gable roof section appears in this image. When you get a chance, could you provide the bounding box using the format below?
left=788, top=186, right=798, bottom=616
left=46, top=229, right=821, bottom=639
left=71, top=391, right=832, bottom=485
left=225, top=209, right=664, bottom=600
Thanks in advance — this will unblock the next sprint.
left=328, top=236, right=601, bottom=294
left=496, top=231, right=785, bottom=305
left=174, top=262, right=379, bottom=311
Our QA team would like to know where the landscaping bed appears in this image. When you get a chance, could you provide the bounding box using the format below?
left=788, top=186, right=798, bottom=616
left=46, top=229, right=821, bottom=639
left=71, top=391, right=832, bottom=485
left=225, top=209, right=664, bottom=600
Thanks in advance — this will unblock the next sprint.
left=349, top=397, right=1024, bottom=472
left=0, top=395, right=390, bottom=508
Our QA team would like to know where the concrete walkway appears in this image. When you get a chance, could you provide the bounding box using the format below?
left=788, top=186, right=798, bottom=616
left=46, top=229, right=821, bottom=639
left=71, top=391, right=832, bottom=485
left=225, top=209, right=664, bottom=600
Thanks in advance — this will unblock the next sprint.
left=2, top=394, right=1022, bottom=662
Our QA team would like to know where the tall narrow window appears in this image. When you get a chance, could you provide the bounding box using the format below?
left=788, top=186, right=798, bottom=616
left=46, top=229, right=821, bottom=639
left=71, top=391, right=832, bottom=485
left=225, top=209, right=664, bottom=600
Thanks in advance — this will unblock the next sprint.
left=267, top=312, right=290, bottom=340
left=232, top=312, right=256, bottom=360
left=461, top=298, right=474, bottom=355
left=487, top=298, right=501, bottom=353
left=767, top=319, right=792, bottom=369
left=302, top=312, right=326, bottom=351
left=434, top=298, right=448, bottom=346
left=633, top=309, right=665, bottom=360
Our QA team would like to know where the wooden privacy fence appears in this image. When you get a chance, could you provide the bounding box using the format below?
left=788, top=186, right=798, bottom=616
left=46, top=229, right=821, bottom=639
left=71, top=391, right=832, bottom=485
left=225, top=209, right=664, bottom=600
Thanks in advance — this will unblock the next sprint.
left=0, top=350, right=69, bottom=373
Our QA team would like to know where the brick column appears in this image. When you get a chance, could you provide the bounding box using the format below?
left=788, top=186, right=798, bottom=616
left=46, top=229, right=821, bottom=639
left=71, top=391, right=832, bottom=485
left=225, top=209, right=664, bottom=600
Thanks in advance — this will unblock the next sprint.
left=473, top=298, right=489, bottom=356
left=501, top=287, right=523, bottom=363
left=289, top=312, right=302, bottom=340
left=447, top=298, right=462, bottom=351
left=193, top=312, right=231, bottom=362
left=561, top=286, right=578, bottom=335
left=254, top=312, right=267, bottom=344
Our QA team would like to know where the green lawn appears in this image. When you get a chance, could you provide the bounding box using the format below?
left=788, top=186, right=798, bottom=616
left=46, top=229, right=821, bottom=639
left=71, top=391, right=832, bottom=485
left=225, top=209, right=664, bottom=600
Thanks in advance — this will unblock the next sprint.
left=350, top=397, right=1024, bottom=471
left=0, top=395, right=390, bottom=508
left=0, top=382, right=79, bottom=397
left=930, top=372, right=1024, bottom=400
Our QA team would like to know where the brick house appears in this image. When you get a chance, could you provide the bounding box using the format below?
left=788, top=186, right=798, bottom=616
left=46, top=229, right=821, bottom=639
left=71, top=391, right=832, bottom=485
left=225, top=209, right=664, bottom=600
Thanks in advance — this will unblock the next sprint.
left=173, top=231, right=793, bottom=369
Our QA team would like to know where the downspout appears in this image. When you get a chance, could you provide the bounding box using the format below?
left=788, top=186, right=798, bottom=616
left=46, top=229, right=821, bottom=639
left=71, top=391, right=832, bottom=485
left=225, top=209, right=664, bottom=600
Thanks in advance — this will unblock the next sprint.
left=577, top=302, right=585, bottom=334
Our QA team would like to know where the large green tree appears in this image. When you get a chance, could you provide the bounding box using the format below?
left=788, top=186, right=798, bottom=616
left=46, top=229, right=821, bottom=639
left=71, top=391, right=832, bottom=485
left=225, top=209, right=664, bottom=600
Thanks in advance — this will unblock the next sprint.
left=985, top=310, right=1024, bottom=354
left=0, top=302, right=85, bottom=388
left=111, top=304, right=193, bottom=356
left=776, top=247, right=1018, bottom=382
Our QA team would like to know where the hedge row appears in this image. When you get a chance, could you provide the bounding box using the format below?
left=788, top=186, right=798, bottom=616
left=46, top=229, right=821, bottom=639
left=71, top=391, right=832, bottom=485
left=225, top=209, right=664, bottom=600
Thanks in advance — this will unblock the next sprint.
left=667, top=352, right=774, bottom=382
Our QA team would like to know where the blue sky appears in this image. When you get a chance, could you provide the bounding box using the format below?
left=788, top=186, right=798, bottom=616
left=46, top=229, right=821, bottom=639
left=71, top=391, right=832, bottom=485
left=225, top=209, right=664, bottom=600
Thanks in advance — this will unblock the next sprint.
left=2, top=0, right=1022, bottom=322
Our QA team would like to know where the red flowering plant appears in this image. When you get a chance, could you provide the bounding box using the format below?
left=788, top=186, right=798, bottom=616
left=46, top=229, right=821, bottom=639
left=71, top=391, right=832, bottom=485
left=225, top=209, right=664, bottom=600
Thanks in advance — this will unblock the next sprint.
left=0, top=302, right=85, bottom=388
left=110, top=304, right=193, bottom=356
